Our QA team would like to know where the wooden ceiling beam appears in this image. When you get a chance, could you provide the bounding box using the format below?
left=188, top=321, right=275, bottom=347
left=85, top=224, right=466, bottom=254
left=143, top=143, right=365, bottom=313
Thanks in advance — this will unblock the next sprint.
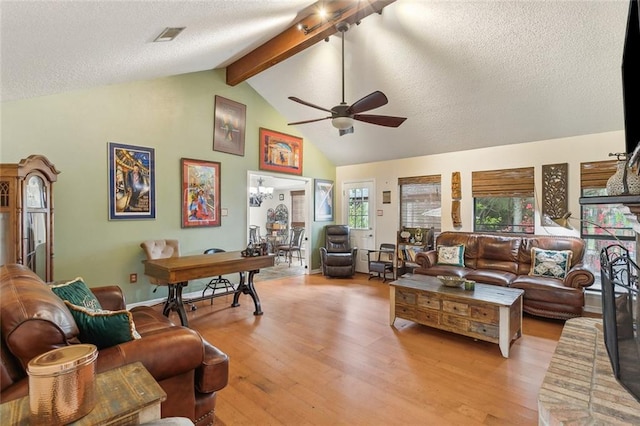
left=225, top=0, right=396, bottom=86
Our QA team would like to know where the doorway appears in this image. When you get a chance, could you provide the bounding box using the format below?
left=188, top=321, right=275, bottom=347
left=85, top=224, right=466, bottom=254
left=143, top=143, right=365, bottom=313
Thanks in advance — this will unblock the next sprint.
left=247, top=171, right=312, bottom=276
left=342, top=180, right=376, bottom=273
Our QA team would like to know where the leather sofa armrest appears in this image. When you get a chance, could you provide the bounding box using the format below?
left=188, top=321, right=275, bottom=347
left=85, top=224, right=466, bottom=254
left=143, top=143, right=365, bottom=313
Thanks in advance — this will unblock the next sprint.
left=91, top=286, right=127, bottom=311
left=0, top=377, right=28, bottom=402
left=195, top=341, right=229, bottom=394
left=97, top=326, right=205, bottom=381
left=564, top=263, right=596, bottom=289
left=415, top=250, right=437, bottom=269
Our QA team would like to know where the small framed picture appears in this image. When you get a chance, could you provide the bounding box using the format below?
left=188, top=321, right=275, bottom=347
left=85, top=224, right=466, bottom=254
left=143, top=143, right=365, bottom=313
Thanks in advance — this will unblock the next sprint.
left=279, top=194, right=285, bottom=201
left=213, top=95, right=246, bottom=156
left=314, top=179, right=334, bottom=221
left=382, top=190, right=391, bottom=204
left=259, top=128, right=303, bottom=176
left=108, top=142, right=155, bottom=220
left=181, top=158, right=221, bottom=227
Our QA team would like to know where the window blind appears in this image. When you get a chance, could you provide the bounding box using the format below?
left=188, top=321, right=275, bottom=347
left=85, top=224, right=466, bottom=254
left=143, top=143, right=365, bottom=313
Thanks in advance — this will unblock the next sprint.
left=472, top=167, right=534, bottom=197
left=290, top=190, right=305, bottom=228
left=580, top=160, right=617, bottom=189
left=398, top=175, right=441, bottom=230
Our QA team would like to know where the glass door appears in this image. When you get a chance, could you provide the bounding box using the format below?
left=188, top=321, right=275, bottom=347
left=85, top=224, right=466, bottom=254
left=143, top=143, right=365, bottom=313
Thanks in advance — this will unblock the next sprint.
left=343, top=180, right=375, bottom=273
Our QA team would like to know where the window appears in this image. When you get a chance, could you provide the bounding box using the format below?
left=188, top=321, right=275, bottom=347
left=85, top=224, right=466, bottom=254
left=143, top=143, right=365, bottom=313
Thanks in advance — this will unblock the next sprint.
left=398, top=175, right=441, bottom=231
left=347, top=187, right=369, bottom=229
left=290, top=190, right=305, bottom=228
left=580, top=161, right=636, bottom=290
left=472, top=167, right=534, bottom=234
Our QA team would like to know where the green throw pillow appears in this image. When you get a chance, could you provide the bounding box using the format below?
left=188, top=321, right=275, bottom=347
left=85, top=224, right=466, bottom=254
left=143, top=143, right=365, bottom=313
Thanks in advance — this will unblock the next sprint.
left=64, top=301, right=140, bottom=349
left=529, top=248, right=573, bottom=279
left=50, top=277, right=102, bottom=311
left=436, top=245, right=465, bottom=267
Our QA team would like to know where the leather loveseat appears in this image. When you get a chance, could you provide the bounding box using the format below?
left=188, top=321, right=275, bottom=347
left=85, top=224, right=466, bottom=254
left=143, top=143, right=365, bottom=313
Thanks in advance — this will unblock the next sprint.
left=0, top=263, right=229, bottom=425
left=413, top=232, right=595, bottom=319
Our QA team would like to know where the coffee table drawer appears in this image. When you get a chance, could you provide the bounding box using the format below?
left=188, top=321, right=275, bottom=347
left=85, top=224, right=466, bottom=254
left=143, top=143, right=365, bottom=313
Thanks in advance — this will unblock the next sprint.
left=442, top=313, right=469, bottom=330
left=395, top=303, right=416, bottom=319
left=470, top=305, right=499, bottom=323
left=470, top=321, right=499, bottom=339
left=415, top=309, right=440, bottom=325
left=396, top=288, right=417, bottom=305
left=442, top=300, right=469, bottom=316
left=417, top=294, right=440, bottom=310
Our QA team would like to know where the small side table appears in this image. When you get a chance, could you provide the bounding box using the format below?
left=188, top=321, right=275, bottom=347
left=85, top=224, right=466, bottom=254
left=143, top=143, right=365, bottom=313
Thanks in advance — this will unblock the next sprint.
left=0, top=361, right=166, bottom=425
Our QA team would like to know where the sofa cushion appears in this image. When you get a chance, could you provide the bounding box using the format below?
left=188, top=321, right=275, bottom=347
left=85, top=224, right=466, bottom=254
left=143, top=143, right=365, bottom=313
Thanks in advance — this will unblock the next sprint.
left=64, top=301, right=141, bottom=349
left=465, top=270, right=516, bottom=287
left=50, top=277, right=102, bottom=310
left=437, top=245, right=465, bottom=267
left=529, top=248, right=573, bottom=279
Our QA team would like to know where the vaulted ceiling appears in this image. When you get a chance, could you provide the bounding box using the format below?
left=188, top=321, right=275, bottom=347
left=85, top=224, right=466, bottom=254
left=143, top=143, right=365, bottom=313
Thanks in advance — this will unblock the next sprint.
left=0, top=1, right=631, bottom=166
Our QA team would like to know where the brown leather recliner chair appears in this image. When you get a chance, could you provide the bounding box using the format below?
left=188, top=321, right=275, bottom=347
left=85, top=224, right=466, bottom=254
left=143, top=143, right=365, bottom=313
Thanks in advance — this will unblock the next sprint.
left=0, top=264, right=228, bottom=425
left=320, top=225, right=358, bottom=277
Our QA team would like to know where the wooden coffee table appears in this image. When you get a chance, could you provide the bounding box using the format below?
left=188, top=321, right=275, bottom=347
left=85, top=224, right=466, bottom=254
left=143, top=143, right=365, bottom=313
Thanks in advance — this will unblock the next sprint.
left=390, top=274, right=524, bottom=358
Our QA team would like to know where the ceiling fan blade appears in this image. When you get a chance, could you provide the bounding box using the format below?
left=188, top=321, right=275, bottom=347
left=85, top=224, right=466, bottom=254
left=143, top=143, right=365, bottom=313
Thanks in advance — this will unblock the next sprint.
left=353, top=114, right=407, bottom=127
left=339, top=127, right=354, bottom=136
left=288, top=96, right=334, bottom=113
left=347, top=91, right=389, bottom=115
left=288, top=117, right=332, bottom=125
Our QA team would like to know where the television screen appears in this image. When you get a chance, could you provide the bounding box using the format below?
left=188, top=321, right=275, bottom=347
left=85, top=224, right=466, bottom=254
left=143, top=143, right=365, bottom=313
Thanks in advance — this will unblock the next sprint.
left=623, top=0, right=640, bottom=154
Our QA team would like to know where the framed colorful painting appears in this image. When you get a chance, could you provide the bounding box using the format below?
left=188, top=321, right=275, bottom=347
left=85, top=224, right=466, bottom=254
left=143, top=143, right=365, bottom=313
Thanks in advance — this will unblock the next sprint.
left=213, top=95, right=246, bottom=156
left=259, top=128, right=303, bottom=176
left=314, top=179, right=334, bottom=221
left=108, top=142, right=155, bottom=220
left=181, top=158, right=221, bottom=228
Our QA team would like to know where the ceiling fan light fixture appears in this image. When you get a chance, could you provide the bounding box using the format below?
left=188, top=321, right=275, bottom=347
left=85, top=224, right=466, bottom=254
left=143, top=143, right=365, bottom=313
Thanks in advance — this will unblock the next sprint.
left=332, top=116, right=354, bottom=130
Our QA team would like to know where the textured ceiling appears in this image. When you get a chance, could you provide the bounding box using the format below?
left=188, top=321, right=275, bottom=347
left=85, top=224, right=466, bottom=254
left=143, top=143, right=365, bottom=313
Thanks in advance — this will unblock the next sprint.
left=0, top=0, right=631, bottom=166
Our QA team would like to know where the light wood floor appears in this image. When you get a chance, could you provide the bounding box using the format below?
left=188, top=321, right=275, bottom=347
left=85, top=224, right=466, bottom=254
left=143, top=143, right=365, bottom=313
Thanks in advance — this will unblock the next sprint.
left=168, top=272, right=565, bottom=425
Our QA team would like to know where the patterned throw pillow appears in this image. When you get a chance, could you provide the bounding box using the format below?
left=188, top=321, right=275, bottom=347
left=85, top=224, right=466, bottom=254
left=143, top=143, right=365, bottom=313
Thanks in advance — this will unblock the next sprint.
left=529, top=248, right=573, bottom=279
left=50, top=277, right=102, bottom=310
left=64, top=301, right=141, bottom=349
left=436, top=245, right=465, bottom=267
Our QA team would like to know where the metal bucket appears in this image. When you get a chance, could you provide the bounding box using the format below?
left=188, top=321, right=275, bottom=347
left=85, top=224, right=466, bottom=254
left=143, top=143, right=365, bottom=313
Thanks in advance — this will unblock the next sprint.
left=27, top=344, right=98, bottom=425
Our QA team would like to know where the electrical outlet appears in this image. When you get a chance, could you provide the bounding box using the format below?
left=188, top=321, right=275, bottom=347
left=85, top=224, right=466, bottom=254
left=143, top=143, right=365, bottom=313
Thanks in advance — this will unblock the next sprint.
left=129, top=273, right=137, bottom=283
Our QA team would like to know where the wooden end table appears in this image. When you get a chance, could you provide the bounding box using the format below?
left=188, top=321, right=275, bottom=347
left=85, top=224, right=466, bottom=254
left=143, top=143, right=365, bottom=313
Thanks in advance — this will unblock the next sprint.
left=390, top=274, right=524, bottom=358
left=0, top=362, right=166, bottom=425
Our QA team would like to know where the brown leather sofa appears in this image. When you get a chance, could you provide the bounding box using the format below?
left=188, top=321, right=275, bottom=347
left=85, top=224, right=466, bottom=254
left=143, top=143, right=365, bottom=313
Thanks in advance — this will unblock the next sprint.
left=0, top=263, right=229, bottom=425
left=413, top=232, right=595, bottom=319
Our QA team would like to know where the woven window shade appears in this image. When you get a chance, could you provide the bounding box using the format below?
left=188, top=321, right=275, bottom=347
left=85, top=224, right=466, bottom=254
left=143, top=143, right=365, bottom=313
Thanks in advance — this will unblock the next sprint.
left=472, top=167, right=534, bottom=197
left=580, top=160, right=617, bottom=189
left=398, top=175, right=441, bottom=185
left=290, top=190, right=305, bottom=228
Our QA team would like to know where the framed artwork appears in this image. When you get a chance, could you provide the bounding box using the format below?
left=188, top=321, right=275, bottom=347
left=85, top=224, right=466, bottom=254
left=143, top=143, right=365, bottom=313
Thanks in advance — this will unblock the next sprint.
left=314, top=179, right=334, bottom=221
left=259, top=128, right=303, bottom=176
left=181, top=158, right=221, bottom=228
left=213, top=95, right=246, bottom=156
left=382, top=190, right=391, bottom=204
left=108, top=142, right=155, bottom=220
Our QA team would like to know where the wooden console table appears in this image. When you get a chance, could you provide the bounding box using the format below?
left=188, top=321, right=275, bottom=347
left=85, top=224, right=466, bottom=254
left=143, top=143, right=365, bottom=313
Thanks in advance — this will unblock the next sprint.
left=143, top=251, right=274, bottom=327
left=0, top=362, right=166, bottom=425
left=390, top=274, right=523, bottom=358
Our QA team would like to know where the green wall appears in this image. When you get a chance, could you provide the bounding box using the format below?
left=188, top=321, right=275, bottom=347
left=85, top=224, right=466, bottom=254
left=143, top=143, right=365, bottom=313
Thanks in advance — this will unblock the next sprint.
left=0, top=69, right=335, bottom=303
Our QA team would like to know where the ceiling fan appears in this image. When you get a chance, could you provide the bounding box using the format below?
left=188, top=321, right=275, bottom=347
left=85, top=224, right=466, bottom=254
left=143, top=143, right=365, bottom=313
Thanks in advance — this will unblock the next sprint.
left=288, top=21, right=407, bottom=136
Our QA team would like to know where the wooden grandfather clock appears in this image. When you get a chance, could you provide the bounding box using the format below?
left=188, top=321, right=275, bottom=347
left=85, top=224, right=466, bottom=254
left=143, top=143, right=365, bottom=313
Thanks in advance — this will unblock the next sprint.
left=0, top=155, right=60, bottom=281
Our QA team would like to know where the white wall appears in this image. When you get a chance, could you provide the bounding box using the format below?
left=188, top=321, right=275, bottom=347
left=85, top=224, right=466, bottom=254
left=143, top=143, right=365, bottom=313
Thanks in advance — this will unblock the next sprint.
left=336, top=131, right=625, bottom=247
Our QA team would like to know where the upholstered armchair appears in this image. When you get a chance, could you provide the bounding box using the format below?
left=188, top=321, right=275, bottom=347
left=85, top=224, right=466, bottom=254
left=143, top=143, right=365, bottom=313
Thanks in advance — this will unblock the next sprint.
left=320, top=225, right=357, bottom=277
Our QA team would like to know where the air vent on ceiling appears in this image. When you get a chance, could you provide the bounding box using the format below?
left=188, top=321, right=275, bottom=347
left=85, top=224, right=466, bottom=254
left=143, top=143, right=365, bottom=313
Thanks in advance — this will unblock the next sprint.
left=154, top=27, right=185, bottom=42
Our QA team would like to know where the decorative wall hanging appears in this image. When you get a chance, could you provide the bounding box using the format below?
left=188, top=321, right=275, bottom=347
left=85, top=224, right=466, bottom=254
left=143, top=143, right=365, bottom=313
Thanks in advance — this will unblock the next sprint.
left=382, top=190, right=391, bottom=204
left=451, top=171, right=462, bottom=227
left=314, top=179, right=334, bottom=221
left=213, top=95, right=246, bottom=156
left=108, top=142, right=155, bottom=220
left=259, top=128, right=303, bottom=176
left=181, top=158, right=221, bottom=227
left=542, top=163, right=568, bottom=221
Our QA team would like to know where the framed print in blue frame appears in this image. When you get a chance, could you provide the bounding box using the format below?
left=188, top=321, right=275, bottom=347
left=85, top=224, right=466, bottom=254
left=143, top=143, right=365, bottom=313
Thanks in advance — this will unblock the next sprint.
left=108, top=142, right=156, bottom=220
left=314, top=178, right=334, bottom=221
